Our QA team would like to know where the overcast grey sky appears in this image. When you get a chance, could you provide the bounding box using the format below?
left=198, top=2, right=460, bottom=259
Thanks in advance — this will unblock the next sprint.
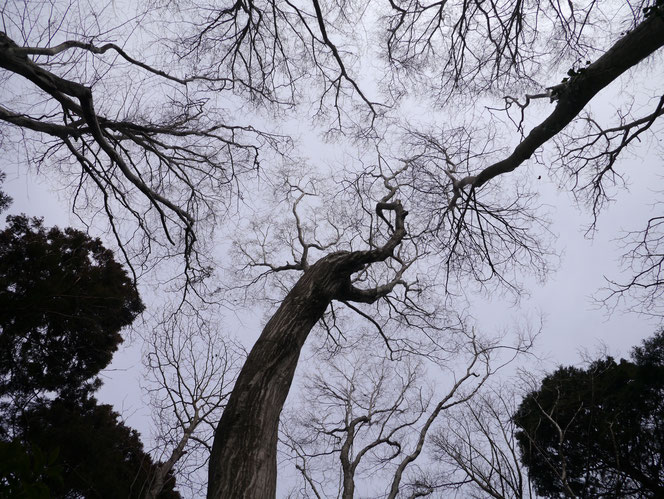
left=3, top=94, right=660, bottom=435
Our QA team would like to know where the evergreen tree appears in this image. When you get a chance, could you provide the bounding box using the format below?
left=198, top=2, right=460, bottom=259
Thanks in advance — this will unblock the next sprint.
left=515, top=332, right=664, bottom=498
left=0, top=196, right=179, bottom=497
left=0, top=215, right=144, bottom=406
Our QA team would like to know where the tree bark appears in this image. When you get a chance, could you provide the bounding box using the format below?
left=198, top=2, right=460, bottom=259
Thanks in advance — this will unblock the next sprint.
left=461, top=9, right=664, bottom=191
left=340, top=416, right=367, bottom=499
left=207, top=203, right=407, bottom=498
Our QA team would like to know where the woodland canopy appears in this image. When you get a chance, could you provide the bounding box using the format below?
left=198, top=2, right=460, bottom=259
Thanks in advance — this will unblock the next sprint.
left=1, top=0, right=663, bottom=497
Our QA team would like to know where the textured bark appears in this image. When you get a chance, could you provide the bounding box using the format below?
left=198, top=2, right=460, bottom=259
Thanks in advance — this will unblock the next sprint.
left=207, top=203, right=407, bottom=498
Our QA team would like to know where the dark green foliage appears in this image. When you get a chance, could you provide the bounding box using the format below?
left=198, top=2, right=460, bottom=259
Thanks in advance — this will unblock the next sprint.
left=0, top=215, right=144, bottom=401
left=0, top=213, right=179, bottom=497
left=514, top=332, right=664, bottom=498
left=631, top=331, right=664, bottom=367
left=0, top=440, right=62, bottom=498
left=0, top=172, right=11, bottom=215
left=5, top=396, right=179, bottom=499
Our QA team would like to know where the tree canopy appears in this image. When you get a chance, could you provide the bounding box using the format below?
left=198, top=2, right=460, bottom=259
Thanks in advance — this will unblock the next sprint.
left=514, top=331, right=664, bottom=498
left=8, top=396, right=180, bottom=499
left=1, top=0, right=664, bottom=497
left=0, top=215, right=144, bottom=403
left=0, top=197, right=179, bottom=497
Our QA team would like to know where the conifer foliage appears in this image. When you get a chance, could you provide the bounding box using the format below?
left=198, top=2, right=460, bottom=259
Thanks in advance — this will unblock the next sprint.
left=0, top=188, right=179, bottom=497
left=515, top=332, right=664, bottom=497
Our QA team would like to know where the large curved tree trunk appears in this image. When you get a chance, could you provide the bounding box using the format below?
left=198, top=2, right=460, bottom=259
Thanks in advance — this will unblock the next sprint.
left=207, top=202, right=407, bottom=499
left=207, top=258, right=341, bottom=498
left=205, top=10, right=664, bottom=496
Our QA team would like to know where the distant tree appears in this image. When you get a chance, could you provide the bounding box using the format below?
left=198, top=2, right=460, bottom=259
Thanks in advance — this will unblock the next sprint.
left=144, top=310, right=245, bottom=498
left=514, top=331, right=664, bottom=498
left=631, top=330, right=664, bottom=368
left=431, top=384, right=537, bottom=499
left=0, top=214, right=144, bottom=409
left=280, top=329, right=520, bottom=499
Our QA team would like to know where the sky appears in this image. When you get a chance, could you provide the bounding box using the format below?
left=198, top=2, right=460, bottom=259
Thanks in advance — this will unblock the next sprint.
left=2, top=95, right=660, bottom=445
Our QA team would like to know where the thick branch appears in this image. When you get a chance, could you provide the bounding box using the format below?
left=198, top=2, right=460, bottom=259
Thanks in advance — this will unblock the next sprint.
left=454, top=10, right=664, bottom=194
left=0, top=32, right=195, bottom=236
left=10, top=38, right=192, bottom=85
left=0, top=106, right=80, bottom=138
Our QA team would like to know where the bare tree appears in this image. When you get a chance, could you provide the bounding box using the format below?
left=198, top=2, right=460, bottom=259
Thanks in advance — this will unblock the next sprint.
left=601, top=212, right=664, bottom=316
left=143, top=309, right=245, bottom=498
left=162, top=0, right=381, bottom=129
left=430, top=384, right=538, bottom=499
left=206, top=6, right=664, bottom=492
left=207, top=181, right=410, bottom=496
left=280, top=350, right=430, bottom=498
left=281, top=331, right=532, bottom=498
left=0, top=1, right=289, bottom=295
